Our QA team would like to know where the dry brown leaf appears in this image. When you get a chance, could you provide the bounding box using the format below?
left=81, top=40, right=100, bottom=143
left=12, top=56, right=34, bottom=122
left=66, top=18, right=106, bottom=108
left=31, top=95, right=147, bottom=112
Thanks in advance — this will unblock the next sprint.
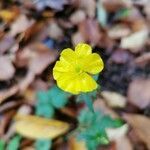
left=72, top=31, right=85, bottom=46
left=9, top=15, right=34, bottom=37
left=144, top=2, right=150, bottom=20
left=128, top=78, right=150, bottom=109
left=69, top=137, right=87, bottom=150
left=14, top=115, right=69, bottom=139
left=106, top=124, right=128, bottom=141
left=18, top=71, right=35, bottom=92
left=124, top=114, right=150, bottom=149
left=108, top=24, right=131, bottom=39
left=22, top=147, right=34, bottom=150
left=79, top=0, right=96, bottom=18
left=109, top=50, right=133, bottom=64
left=79, top=19, right=101, bottom=45
left=101, top=91, right=127, bottom=108
left=0, top=35, right=15, bottom=54
left=120, top=29, right=149, bottom=53
left=70, top=9, right=86, bottom=25
left=0, top=8, right=19, bottom=22
left=29, top=51, right=57, bottom=75
left=115, top=136, right=133, bottom=150
left=0, top=86, right=18, bottom=104
left=21, top=22, right=46, bottom=42
left=102, top=0, right=131, bottom=12
left=135, top=52, right=150, bottom=66
left=0, top=56, right=15, bottom=80
left=47, top=21, right=63, bottom=40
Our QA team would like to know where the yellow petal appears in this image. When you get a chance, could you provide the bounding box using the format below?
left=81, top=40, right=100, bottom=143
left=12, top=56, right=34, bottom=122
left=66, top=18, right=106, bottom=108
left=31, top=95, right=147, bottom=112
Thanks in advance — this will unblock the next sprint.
left=56, top=72, right=79, bottom=94
left=79, top=72, right=98, bottom=92
left=56, top=72, right=97, bottom=94
left=53, top=59, right=75, bottom=80
left=14, top=115, right=69, bottom=139
left=60, top=48, right=77, bottom=64
left=75, top=43, right=92, bottom=56
left=83, top=53, right=104, bottom=74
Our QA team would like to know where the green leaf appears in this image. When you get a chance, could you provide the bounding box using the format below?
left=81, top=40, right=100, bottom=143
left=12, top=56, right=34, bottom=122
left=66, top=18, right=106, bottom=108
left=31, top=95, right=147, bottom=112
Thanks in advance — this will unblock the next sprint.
left=47, top=86, right=70, bottom=109
left=35, top=139, right=52, bottom=150
left=36, top=91, right=50, bottom=105
left=82, top=94, right=94, bottom=112
left=6, top=135, right=21, bottom=150
left=97, top=0, right=108, bottom=27
left=0, top=139, right=5, bottom=150
left=36, top=104, right=54, bottom=118
left=77, top=109, right=124, bottom=150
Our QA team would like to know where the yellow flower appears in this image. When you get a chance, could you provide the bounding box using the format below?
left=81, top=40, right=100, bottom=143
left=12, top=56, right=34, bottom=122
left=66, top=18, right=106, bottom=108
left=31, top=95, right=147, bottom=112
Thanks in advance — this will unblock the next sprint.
left=53, top=43, right=104, bottom=94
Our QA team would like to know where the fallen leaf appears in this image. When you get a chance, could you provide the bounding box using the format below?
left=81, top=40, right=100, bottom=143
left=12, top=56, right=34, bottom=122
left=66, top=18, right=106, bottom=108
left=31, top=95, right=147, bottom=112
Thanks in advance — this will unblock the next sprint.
left=115, top=136, right=133, bottom=150
left=0, top=56, right=15, bottom=81
left=94, top=99, right=119, bottom=118
left=79, top=19, right=101, bottom=45
left=79, top=0, right=96, bottom=18
left=109, top=50, right=133, bottom=64
left=108, top=24, right=131, bottom=39
left=0, top=8, right=19, bottom=22
left=144, top=2, right=150, bottom=20
left=120, top=29, right=149, bottom=53
left=17, top=105, right=32, bottom=116
left=128, top=78, right=150, bottom=109
left=70, top=10, right=86, bottom=25
left=106, top=124, right=128, bottom=141
left=102, top=0, right=131, bottom=12
left=0, top=86, right=18, bottom=104
left=9, top=15, right=34, bottom=37
left=22, top=147, right=34, bottom=150
left=14, top=115, right=69, bottom=139
left=72, top=32, right=85, bottom=46
left=135, top=52, right=150, bottom=66
left=18, top=71, right=35, bottom=92
left=124, top=114, right=150, bottom=149
left=47, top=21, right=63, bottom=40
left=69, top=137, right=87, bottom=150
left=34, top=0, right=69, bottom=11
left=101, top=91, right=127, bottom=108
left=29, top=50, right=57, bottom=75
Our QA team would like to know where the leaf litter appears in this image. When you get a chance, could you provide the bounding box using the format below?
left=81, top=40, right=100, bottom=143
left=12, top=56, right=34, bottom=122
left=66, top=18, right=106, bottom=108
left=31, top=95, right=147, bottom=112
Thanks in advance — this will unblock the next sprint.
left=0, top=0, right=149, bottom=149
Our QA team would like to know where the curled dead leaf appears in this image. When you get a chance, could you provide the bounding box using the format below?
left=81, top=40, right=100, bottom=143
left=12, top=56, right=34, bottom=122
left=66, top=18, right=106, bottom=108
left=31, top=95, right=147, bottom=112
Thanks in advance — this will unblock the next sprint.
left=101, top=91, right=127, bottom=108
left=0, top=7, right=19, bottom=22
left=70, top=10, right=86, bottom=25
left=79, top=0, right=96, bottom=18
left=124, top=114, right=150, bottom=149
left=69, top=137, right=87, bottom=150
left=0, top=85, right=18, bottom=104
left=14, top=115, right=69, bottom=139
left=116, top=136, right=133, bottom=150
left=135, top=52, right=150, bottom=66
left=47, top=21, right=63, bottom=40
left=106, top=124, right=128, bottom=141
left=108, top=24, right=131, bottom=39
left=128, top=78, right=150, bottom=109
left=0, top=56, right=15, bottom=81
left=79, top=19, right=101, bottom=45
left=120, top=28, right=149, bottom=53
left=9, top=15, right=34, bottom=37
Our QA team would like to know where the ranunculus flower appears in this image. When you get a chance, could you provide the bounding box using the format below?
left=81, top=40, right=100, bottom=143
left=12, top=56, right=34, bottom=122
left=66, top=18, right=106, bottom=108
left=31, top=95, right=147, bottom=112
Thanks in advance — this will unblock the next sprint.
left=53, top=43, right=104, bottom=94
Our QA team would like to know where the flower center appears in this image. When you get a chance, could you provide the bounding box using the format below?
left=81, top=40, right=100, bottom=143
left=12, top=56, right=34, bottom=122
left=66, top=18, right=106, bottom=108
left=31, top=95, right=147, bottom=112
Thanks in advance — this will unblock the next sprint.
left=75, top=66, right=83, bottom=73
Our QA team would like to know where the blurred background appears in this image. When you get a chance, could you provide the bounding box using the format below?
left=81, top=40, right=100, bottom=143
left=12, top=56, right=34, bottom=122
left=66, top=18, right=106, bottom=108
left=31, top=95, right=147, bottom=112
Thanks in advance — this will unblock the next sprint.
left=0, top=0, right=150, bottom=150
